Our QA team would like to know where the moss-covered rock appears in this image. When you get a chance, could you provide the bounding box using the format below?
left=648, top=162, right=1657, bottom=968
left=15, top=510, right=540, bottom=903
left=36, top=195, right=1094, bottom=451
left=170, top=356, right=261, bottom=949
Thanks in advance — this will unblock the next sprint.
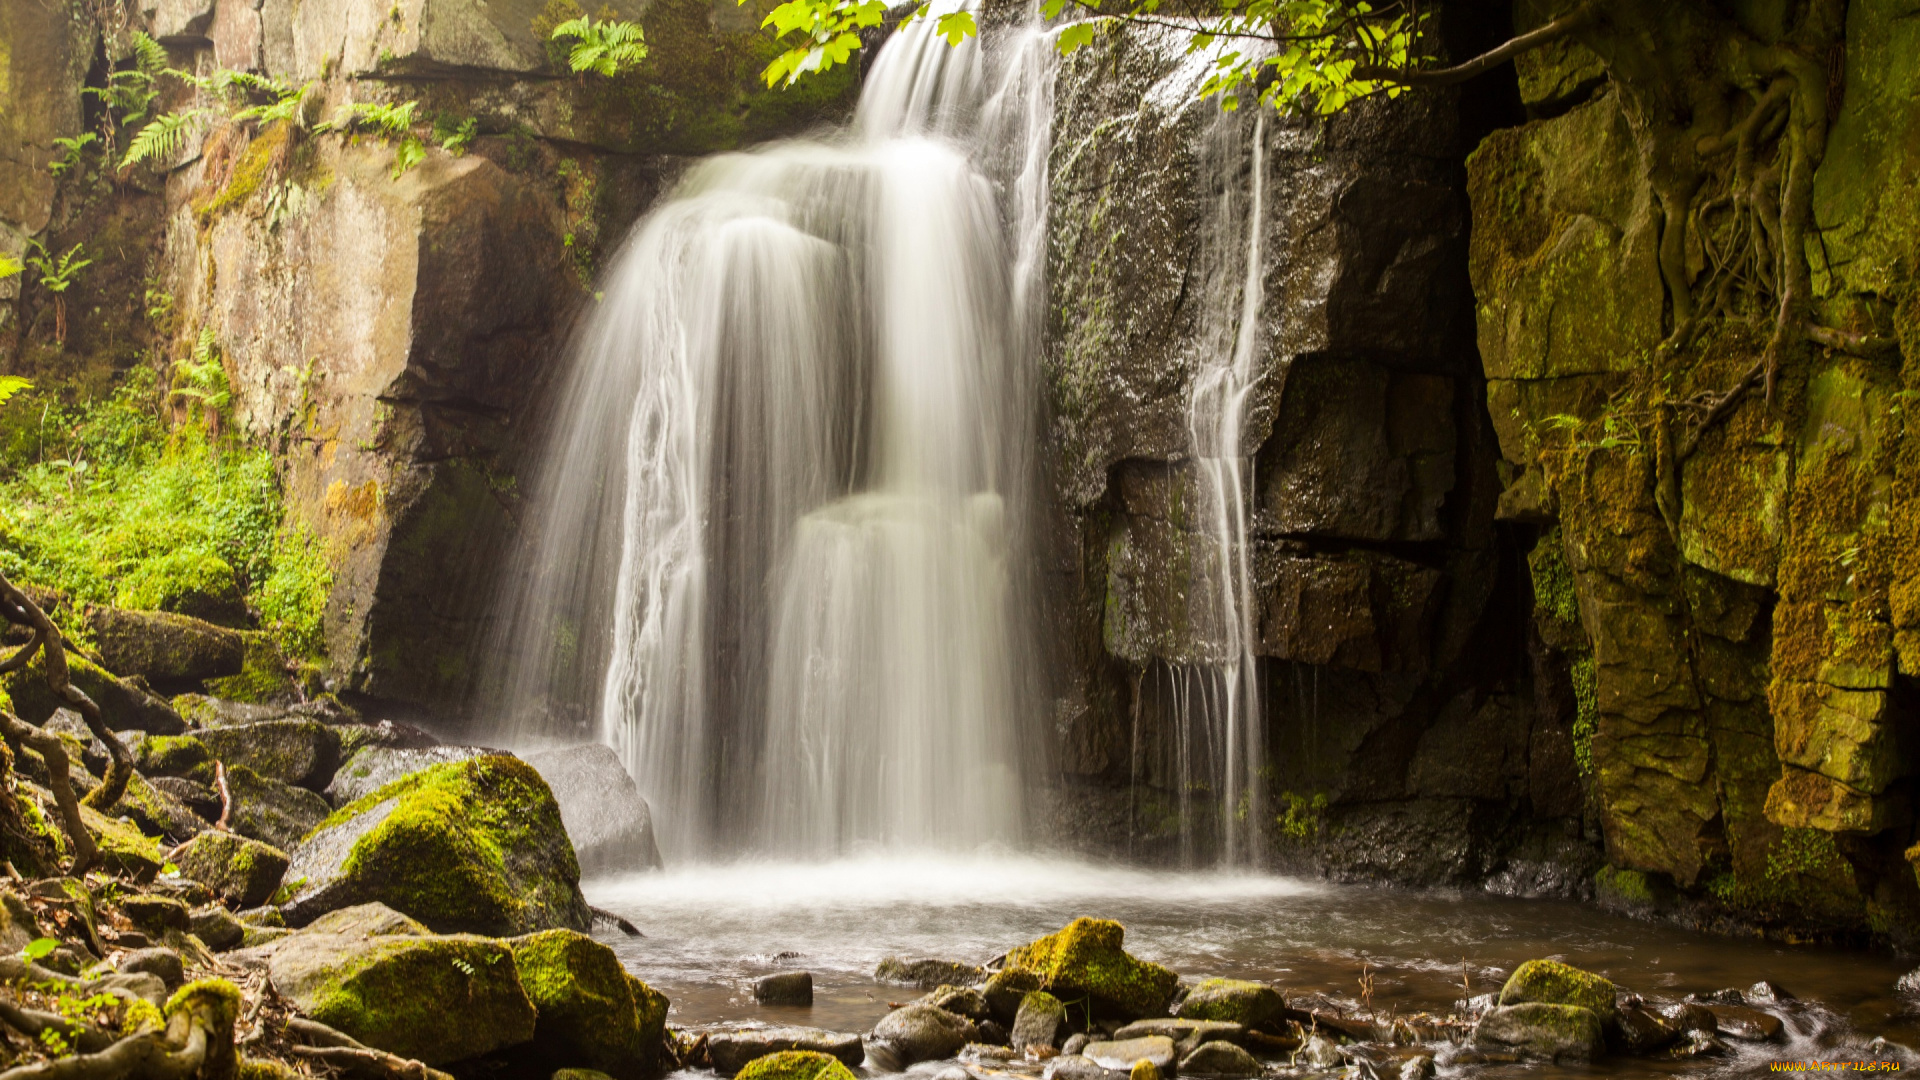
left=1174, top=979, right=1284, bottom=1029
left=1497, top=959, right=1616, bottom=1021
left=1472, top=1002, right=1605, bottom=1063
left=112, top=772, right=207, bottom=842
left=225, top=764, right=331, bottom=852
left=325, top=745, right=497, bottom=806
left=133, top=734, right=214, bottom=781
left=87, top=607, right=245, bottom=688
left=282, top=755, right=591, bottom=936
left=1000, top=918, right=1178, bottom=1020
left=199, top=720, right=342, bottom=791
left=506, top=929, right=668, bottom=1079
left=173, top=830, right=290, bottom=908
left=1012, top=990, right=1067, bottom=1049
left=1, top=650, right=186, bottom=734
left=78, top=801, right=164, bottom=879
left=735, top=1051, right=858, bottom=1080
left=876, top=956, right=987, bottom=988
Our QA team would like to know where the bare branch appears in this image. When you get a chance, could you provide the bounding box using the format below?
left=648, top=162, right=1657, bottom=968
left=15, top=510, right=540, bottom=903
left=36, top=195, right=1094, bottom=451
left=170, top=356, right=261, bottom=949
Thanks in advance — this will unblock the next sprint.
left=1352, top=3, right=1593, bottom=86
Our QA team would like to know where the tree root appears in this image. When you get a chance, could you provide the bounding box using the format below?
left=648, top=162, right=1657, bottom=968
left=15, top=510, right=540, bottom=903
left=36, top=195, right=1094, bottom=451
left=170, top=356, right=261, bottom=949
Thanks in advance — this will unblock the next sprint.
left=284, top=1018, right=453, bottom=1080
left=0, top=573, right=133, bottom=814
left=589, top=905, right=643, bottom=936
left=0, top=708, right=99, bottom=875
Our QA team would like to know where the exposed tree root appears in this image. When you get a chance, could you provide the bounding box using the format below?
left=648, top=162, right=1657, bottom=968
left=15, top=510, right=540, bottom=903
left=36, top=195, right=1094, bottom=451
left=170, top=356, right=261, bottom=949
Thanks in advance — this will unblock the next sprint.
left=283, top=1018, right=453, bottom=1080
left=0, top=574, right=134, bottom=813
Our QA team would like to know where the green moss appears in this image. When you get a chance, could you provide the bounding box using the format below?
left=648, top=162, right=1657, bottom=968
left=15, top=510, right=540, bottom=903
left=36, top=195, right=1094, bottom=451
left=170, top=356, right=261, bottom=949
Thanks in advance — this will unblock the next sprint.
left=199, top=122, right=291, bottom=220
left=737, top=1051, right=858, bottom=1080
left=206, top=631, right=296, bottom=703
left=237, top=1059, right=303, bottom=1080
left=301, top=935, right=534, bottom=1064
left=1175, top=978, right=1283, bottom=1027
left=1594, top=865, right=1655, bottom=906
left=1569, top=653, right=1598, bottom=776
left=508, top=929, right=665, bottom=1078
left=1274, top=791, right=1328, bottom=842
left=1498, top=959, right=1615, bottom=1018
left=1002, top=918, right=1177, bottom=1019
left=133, top=734, right=211, bottom=781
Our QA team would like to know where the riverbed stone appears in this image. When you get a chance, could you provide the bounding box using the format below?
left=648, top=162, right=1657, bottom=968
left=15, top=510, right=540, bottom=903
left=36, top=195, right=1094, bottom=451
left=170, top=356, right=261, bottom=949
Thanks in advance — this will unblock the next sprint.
left=876, top=956, right=987, bottom=988
left=756, top=971, right=815, bottom=1006
left=281, top=755, right=591, bottom=936
left=873, top=1002, right=978, bottom=1064
left=1178, top=1041, right=1259, bottom=1077
left=172, top=830, right=289, bottom=908
left=1083, top=1036, right=1176, bottom=1072
left=508, top=929, right=669, bottom=1079
left=706, top=1026, right=866, bottom=1074
left=1012, top=990, right=1067, bottom=1049
left=226, top=764, right=331, bottom=851
left=1174, top=978, right=1284, bottom=1029
left=916, top=985, right=991, bottom=1022
left=1497, top=959, right=1616, bottom=1021
left=87, top=607, right=245, bottom=688
left=1112, top=1019, right=1245, bottom=1056
left=736, top=1051, right=858, bottom=1080
left=1614, top=1003, right=1679, bottom=1054
left=526, top=744, right=665, bottom=874
left=1472, top=1002, right=1605, bottom=1063
left=1001, top=918, right=1178, bottom=1020
left=1703, top=1004, right=1783, bottom=1042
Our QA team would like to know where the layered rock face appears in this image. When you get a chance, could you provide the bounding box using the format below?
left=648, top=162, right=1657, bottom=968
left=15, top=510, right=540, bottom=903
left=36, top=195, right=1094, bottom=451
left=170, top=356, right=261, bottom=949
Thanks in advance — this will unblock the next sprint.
left=1036, top=22, right=1581, bottom=885
left=1467, top=5, right=1920, bottom=933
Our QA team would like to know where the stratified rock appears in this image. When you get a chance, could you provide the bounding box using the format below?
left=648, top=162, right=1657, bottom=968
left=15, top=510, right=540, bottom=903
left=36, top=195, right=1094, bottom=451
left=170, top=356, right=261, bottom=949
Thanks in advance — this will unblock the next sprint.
left=199, top=720, right=342, bottom=792
left=876, top=956, right=987, bottom=988
left=736, top=1050, right=858, bottom=1080
left=87, top=607, right=244, bottom=688
left=226, top=764, right=331, bottom=851
left=707, top=1026, right=865, bottom=1074
left=267, top=903, right=535, bottom=1064
left=1177, top=1041, right=1259, bottom=1077
left=1472, top=1003, right=1605, bottom=1063
left=1174, top=979, right=1284, bottom=1029
left=1001, top=918, right=1178, bottom=1020
left=172, top=830, right=289, bottom=908
left=526, top=744, right=665, bottom=873
left=1012, top=991, right=1066, bottom=1050
left=873, top=1003, right=977, bottom=1064
left=756, top=971, right=815, bottom=1006
left=325, top=745, right=499, bottom=806
left=507, top=929, right=669, bottom=1079
left=1497, top=959, right=1616, bottom=1021
left=1083, top=1037, right=1176, bottom=1072
left=281, top=755, right=591, bottom=936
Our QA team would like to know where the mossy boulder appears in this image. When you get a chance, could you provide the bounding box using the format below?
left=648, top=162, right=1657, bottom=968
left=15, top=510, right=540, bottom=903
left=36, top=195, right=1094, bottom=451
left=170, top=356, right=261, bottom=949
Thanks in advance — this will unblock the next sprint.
left=1000, top=918, right=1178, bottom=1020
left=708, top=1027, right=866, bottom=1074
left=1498, top=959, right=1616, bottom=1021
left=134, top=734, right=214, bottom=782
left=1472, top=1002, right=1605, bottom=1063
left=876, top=956, right=987, bottom=989
left=199, top=720, right=342, bottom=791
left=78, top=801, right=164, bottom=879
left=225, top=764, right=331, bottom=852
left=506, top=929, right=669, bottom=1079
left=266, top=904, right=536, bottom=1065
left=281, top=755, right=591, bottom=936
left=736, top=1051, right=859, bottom=1080
left=1174, top=979, right=1284, bottom=1029
left=1, top=650, right=187, bottom=734
left=87, top=607, right=245, bottom=688
left=1012, top=990, right=1067, bottom=1049
left=173, top=830, right=290, bottom=908
left=324, top=745, right=497, bottom=806
left=112, top=773, right=207, bottom=842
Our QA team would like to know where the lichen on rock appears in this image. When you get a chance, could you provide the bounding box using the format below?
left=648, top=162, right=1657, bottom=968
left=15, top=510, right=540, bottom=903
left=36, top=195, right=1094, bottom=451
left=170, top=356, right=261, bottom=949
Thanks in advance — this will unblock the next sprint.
left=1000, top=917, right=1178, bottom=1020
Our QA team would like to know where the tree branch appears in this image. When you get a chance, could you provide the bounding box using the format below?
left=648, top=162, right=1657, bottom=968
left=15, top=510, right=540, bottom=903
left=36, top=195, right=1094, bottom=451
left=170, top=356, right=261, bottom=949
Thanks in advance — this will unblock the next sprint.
left=0, top=573, right=133, bottom=810
left=1352, top=3, right=1593, bottom=86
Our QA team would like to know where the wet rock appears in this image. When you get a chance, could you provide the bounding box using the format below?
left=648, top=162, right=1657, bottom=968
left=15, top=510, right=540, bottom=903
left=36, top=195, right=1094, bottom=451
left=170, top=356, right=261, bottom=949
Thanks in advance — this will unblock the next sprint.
left=875, top=956, right=987, bottom=989
left=87, top=607, right=245, bottom=688
left=1746, top=980, right=1793, bottom=1004
left=1703, top=1004, right=1783, bottom=1042
left=707, top=1026, right=865, bottom=1074
left=1174, top=979, right=1283, bottom=1029
left=1497, top=959, right=1617, bottom=1021
left=917, top=985, right=991, bottom=1022
left=526, top=744, right=665, bottom=873
left=119, top=946, right=185, bottom=987
left=1001, top=918, right=1178, bottom=1020
left=977, top=1020, right=1010, bottom=1045
left=960, top=1044, right=1019, bottom=1064
left=1178, top=1041, right=1259, bottom=1076
left=735, top=1050, right=858, bottom=1080
left=1663, top=1001, right=1718, bottom=1034
left=1062, top=1034, right=1090, bottom=1056
left=188, top=905, right=245, bottom=951
left=1083, top=1035, right=1176, bottom=1072
left=1112, top=1019, right=1246, bottom=1059
left=1045, top=1055, right=1119, bottom=1080
left=1472, top=1002, right=1605, bottom=1063
left=199, top=721, right=342, bottom=792
left=172, top=830, right=289, bottom=908
left=282, top=755, right=591, bottom=936
left=1299, top=1035, right=1343, bottom=1069
left=1614, top=1003, right=1679, bottom=1054
left=1669, top=1030, right=1727, bottom=1058
left=267, top=903, right=535, bottom=1064
left=227, top=764, right=331, bottom=851
left=1013, top=990, right=1067, bottom=1049
left=873, top=1003, right=977, bottom=1064
left=757, top=971, right=815, bottom=1006
left=325, top=745, right=500, bottom=806
left=507, top=929, right=670, bottom=1079
left=1399, top=1054, right=1436, bottom=1080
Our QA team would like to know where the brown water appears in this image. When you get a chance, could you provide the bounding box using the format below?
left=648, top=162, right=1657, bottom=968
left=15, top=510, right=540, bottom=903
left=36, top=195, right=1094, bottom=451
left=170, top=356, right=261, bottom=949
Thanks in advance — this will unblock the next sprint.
left=588, top=855, right=1920, bottom=1077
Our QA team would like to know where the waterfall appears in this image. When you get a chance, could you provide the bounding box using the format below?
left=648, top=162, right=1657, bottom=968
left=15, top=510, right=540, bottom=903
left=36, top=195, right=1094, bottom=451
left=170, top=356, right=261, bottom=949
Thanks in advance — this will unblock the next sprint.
left=489, top=5, right=1057, bottom=863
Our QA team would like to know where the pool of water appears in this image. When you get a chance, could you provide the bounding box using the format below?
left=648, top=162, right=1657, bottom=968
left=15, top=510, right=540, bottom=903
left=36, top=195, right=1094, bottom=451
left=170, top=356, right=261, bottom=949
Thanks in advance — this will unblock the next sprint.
left=588, top=854, right=1920, bottom=1076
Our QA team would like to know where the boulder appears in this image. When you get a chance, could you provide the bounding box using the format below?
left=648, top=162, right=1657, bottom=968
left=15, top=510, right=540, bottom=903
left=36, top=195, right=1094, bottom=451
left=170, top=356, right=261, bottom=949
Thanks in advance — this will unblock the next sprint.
left=1001, top=918, right=1178, bottom=1020
left=1174, top=979, right=1284, bottom=1029
left=1614, top=1003, right=1679, bottom=1054
left=873, top=1003, right=977, bottom=1064
left=78, top=801, right=164, bottom=878
left=226, top=764, right=331, bottom=851
left=113, top=773, right=209, bottom=842
left=1472, top=1003, right=1605, bottom=1063
left=983, top=967, right=1045, bottom=1022
left=199, top=721, right=342, bottom=792
left=149, top=777, right=221, bottom=819
left=737, top=1051, right=859, bottom=1080
left=281, top=755, right=591, bottom=936
left=507, top=929, right=669, bottom=1079
left=121, top=894, right=191, bottom=935
left=134, top=735, right=213, bottom=780
left=526, top=744, right=665, bottom=873
left=756, top=971, right=815, bottom=1006
left=87, top=608, right=245, bottom=688
left=1497, top=959, right=1616, bottom=1021
left=266, top=903, right=534, bottom=1064
left=707, top=1026, right=865, bottom=1074
left=1, top=651, right=186, bottom=734
left=1178, top=1041, right=1259, bottom=1077
left=1012, top=991, right=1067, bottom=1049
left=188, top=905, right=246, bottom=951
left=1083, top=1036, right=1176, bottom=1072
left=325, top=745, right=499, bottom=806
left=917, top=985, right=990, bottom=1022
left=0, top=891, right=44, bottom=954
left=173, top=830, right=290, bottom=908
left=876, top=956, right=987, bottom=989
left=120, top=946, right=185, bottom=987
left=1703, top=1004, right=1783, bottom=1042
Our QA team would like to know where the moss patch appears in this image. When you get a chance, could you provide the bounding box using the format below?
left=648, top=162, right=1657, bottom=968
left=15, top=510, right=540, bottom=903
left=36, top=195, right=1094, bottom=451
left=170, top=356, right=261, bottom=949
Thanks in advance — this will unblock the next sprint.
left=1002, top=918, right=1178, bottom=1019
left=509, top=929, right=666, bottom=1078
left=1498, top=959, right=1615, bottom=1019
left=737, top=1051, right=859, bottom=1080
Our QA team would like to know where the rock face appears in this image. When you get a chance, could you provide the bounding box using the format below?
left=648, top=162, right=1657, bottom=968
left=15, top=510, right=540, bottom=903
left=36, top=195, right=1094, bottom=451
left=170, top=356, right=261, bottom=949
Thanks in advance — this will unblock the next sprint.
left=526, top=744, right=665, bottom=873
left=280, top=755, right=591, bottom=936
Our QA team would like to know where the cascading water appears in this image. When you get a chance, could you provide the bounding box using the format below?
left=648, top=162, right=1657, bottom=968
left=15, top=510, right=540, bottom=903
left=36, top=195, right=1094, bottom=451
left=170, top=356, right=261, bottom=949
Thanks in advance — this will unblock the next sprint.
left=489, top=7, right=1057, bottom=863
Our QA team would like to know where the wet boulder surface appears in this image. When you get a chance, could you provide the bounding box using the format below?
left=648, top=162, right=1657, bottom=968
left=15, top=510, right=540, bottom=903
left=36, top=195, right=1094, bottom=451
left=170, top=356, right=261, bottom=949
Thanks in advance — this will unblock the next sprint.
left=526, top=743, right=666, bottom=874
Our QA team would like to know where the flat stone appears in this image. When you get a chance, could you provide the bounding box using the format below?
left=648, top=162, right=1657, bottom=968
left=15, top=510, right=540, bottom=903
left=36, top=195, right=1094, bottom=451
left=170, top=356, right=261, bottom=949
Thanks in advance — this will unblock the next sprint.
left=1178, top=1041, right=1259, bottom=1077
left=706, top=1026, right=865, bottom=1074
left=1113, top=1018, right=1246, bottom=1051
left=1472, top=1003, right=1604, bottom=1064
left=875, top=956, right=986, bottom=988
left=756, top=971, right=815, bottom=1006
left=1703, top=1004, right=1783, bottom=1042
left=187, top=906, right=245, bottom=951
left=1083, top=1036, right=1176, bottom=1072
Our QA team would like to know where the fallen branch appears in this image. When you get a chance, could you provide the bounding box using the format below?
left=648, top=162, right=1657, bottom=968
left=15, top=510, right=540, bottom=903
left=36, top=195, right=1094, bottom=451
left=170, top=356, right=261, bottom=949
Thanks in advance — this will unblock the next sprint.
left=0, top=1001, right=119, bottom=1055
left=1807, top=323, right=1897, bottom=354
left=213, top=761, right=232, bottom=830
left=1352, top=4, right=1595, bottom=86
left=589, top=905, right=643, bottom=936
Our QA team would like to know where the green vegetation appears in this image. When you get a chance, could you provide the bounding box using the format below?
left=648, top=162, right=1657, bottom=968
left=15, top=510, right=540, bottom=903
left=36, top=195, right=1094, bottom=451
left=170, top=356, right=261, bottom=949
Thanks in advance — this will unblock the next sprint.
left=23, top=242, right=91, bottom=344
left=550, top=14, right=650, bottom=76
left=1000, top=916, right=1178, bottom=1018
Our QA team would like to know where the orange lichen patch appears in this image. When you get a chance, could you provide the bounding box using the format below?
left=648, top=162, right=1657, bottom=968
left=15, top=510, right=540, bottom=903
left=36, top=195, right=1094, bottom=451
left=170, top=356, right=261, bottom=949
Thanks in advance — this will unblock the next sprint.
left=324, top=479, right=383, bottom=522
left=1766, top=767, right=1885, bottom=834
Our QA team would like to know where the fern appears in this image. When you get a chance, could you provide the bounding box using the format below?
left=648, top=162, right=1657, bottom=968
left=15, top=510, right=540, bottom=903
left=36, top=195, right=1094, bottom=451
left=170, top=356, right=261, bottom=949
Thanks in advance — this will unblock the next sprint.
left=550, top=15, right=648, bottom=76
left=0, top=254, right=20, bottom=281
left=0, top=376, right=31, bottom=408
left=49, top=134, right=97, bottom=177
left=172, top=329, right=232, bottom=415
left=231, top=80, right=313, bottom=126
left=129, top=31, right=168, bottom=75
left=121, top=107, right=214, bottom=169
left=26, top=242, right=90, bottom=295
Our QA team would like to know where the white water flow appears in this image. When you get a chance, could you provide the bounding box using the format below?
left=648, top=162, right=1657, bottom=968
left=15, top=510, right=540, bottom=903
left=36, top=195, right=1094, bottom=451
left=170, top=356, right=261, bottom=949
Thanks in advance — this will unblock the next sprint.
left=492, top=9, right=1057, bottom=862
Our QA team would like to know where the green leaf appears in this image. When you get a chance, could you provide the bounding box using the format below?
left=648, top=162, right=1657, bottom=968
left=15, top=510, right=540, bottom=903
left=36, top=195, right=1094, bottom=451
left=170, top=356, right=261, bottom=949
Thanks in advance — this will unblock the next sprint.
left=21, top=937, right=59, bottom=961
left=1056, top=20, right=1098, bottom=54
left=934, top=9, right=976, bottom=45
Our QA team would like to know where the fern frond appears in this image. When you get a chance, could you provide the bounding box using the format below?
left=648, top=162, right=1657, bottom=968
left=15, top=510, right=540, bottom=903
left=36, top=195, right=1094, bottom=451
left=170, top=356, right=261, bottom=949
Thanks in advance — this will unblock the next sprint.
left=129, top=31, right=169, bottom=75
left=0, top=376, right=32, bottom=407
left=121, top=107, right=212, bottom=169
